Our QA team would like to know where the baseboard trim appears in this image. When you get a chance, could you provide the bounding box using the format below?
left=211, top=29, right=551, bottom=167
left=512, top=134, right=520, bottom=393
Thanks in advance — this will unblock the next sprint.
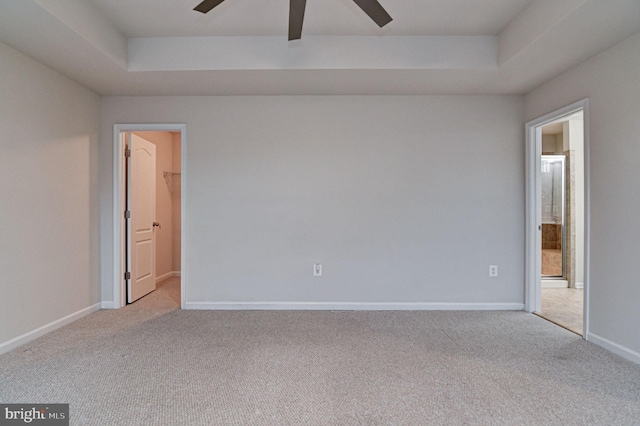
left=589, top=333, right=640, bottom=365
left=156, top=271, right=181, bottom=283
left=185, top=302, right=524, bottom=311
left=542, top=279, right=568, bottom=289
left=575, top=282, right=584, bottom=289
left=101, top=301, right=115, bottom=309
left=0, top=303, right=101, bottom=355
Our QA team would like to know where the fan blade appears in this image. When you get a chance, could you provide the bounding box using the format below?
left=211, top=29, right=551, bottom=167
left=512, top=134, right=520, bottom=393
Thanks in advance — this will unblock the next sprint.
left=352, top=0, right=392, bottom=27
left=193, top=0, right=226, bottom=14
left=289, top=0, right=307, bottom=41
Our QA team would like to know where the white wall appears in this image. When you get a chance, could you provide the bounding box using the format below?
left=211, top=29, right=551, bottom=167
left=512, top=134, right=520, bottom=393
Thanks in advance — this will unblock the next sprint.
left=526, top=31, right=640, bottom=357
left=101, top=96, right=524, bottom=308
left=0, top=42, right=101, bottom=350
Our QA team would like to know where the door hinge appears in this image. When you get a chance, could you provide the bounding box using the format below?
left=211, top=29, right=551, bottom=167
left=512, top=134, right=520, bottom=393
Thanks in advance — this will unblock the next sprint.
left=124, top=271, right=131, bottom=280
left=124, top=148, right=131, bottom=157
left=124, top=210, right=130, bottom=219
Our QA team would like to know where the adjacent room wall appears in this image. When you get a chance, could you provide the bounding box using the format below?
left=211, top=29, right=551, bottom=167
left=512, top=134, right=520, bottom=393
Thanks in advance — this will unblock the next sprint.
left=101, top=95, right=525, bottom=308
left=525, top=31, right=640, bottom=359
left=542, top=134, right=562, bottom=155
left=565, top=117, right=585, bottom=287
left=0, top=42, right=101, bottom=351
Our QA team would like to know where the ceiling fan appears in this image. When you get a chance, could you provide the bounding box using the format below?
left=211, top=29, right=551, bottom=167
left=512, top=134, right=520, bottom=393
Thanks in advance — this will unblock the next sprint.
left=193, top=0, right=393, bottom=41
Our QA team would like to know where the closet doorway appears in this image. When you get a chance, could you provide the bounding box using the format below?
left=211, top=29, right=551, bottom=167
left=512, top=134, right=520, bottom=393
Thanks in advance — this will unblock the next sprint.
left=113, top=124, right=186, bottom=309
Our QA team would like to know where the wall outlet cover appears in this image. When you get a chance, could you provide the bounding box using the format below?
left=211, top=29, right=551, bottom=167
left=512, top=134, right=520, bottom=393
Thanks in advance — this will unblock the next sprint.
left=489, top=265, right=498, bottom=277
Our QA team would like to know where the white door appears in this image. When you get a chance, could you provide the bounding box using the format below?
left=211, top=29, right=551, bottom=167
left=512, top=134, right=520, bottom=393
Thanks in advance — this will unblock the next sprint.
left=127, top=133, right=157, bottom=303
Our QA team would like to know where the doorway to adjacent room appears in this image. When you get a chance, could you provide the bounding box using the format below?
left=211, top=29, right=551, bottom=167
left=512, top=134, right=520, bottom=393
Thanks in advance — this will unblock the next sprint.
left=525, top=100, right=590, bottom=337
left=538, top=114, right=585, bottom=334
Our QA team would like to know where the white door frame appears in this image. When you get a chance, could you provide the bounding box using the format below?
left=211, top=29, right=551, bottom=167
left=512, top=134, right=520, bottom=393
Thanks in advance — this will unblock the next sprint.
left=524, top=99, right=590, bottom=339
left=113, top=124, right=187, bottom=309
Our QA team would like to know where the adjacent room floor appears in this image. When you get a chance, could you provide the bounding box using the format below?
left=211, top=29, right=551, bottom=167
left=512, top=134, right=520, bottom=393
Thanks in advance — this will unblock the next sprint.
left=537, top=288, right=584, bottom=335
left=155, top=275, right=181, bottom=307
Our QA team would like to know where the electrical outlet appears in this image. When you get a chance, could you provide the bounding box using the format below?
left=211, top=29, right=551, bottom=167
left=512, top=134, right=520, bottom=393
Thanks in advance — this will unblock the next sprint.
left=489, top=265, right=498, bottom=277
left=313, top=264, right=322, bottom=277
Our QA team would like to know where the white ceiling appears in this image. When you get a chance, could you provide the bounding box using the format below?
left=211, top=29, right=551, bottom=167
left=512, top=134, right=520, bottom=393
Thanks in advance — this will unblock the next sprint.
left=87, top=0, right=531, bottom=37
left=0, top=0, right=639, bottom=96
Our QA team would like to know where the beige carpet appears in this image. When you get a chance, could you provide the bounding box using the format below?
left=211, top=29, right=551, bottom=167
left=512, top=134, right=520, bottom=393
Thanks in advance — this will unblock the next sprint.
left=1, top=280, right=640, bottom=425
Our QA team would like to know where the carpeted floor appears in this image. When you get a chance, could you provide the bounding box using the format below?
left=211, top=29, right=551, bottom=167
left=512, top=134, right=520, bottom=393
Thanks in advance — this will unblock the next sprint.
left=1, top=279, right=640, bottom=425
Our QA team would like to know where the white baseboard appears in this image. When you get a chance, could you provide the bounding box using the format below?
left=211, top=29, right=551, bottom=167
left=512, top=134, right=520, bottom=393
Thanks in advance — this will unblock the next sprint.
left=588, top=333, right=640, bottom=366
left=575, top=282, right=584, bottom=289
left=156, top=271, right=181, bottom=283
left=0, top=303, right=101, bottom=355
left=185, top=302, right=525, bottom=311
left=542, top=279, right=568, bottom=288
left=101, top=301, right=115, bottom=309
